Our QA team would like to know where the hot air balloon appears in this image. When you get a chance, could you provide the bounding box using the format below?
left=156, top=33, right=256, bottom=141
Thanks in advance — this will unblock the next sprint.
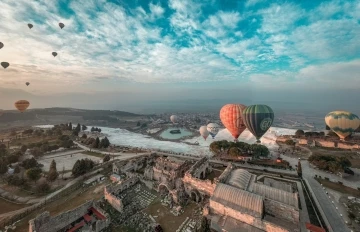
left=0, top=42, right=3, bottom=49
left=207, top=123, right=220, bottom=139
left=325, top=111, right=360, bottom=140
left=199, top=126, right=209, bottom=140
left=14, top=100, right=30, bottom=113
left=59, top=22, right=65, bottom=29
left=52, top=52, right=58, bottom=57
left=26, top=82, right=30, bottom=86
left=220, top=104, right=247, bottom=141
left=1, top=62, right=9, bottom=69
left=28, top=24, right=33, bottom=29
left=242, top=105, right=274, bottom=143
left=170, top=115, right=178, bottom=124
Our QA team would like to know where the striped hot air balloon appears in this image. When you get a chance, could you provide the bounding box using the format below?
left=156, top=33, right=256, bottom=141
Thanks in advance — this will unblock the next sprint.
left=199, top=126, right=209, bottom=140
left=14, top=100, right=30, bottom=113
left=242, top=105, right=274, bottom=143
left=220, top=104, right=247, bottom=141
left=325, top=111, right=360, bottom=140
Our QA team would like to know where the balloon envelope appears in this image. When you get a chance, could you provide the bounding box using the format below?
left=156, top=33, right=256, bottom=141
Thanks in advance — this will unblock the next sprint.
left=242, top=105, right=274, bottom=142
left=0, top=42, right=3, bottom=49
left=170, top=115, right=178, bottom=123
left=207, top=123, right=220, bottom=139
left=59, top=22, right=65, bottom=29
left=1, top=62, right=9, bottom=69
left=325, top=111, right=360, bottom=140
left=28, top=24, right=33, bottom=29
left=14, top=100, right=30, bottom=113
left=52, top=52, right=57, bottom=57
left=199, top=126, right=209, bottom=140
left=220, top=104, right=247, bottom=140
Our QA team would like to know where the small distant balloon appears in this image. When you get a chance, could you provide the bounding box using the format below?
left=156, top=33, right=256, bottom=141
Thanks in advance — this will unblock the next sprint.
left=52, top=52, right=58, bottom=57
left=26, top=82, right=30, bottom=86
left=0, top=42, right=3, bottom=49
left=59, top=22, right=65, bottom=29
left=28, top=23, right=33, bottom=29
left=1, top=62, right=9, bottom=69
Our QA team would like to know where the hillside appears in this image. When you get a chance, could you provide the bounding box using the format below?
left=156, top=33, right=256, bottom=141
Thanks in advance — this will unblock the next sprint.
left=0, top=108, right=143, bottom=128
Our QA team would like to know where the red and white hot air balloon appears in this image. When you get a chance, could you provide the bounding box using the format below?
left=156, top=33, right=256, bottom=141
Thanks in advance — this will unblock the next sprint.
left=220, top=104, right=247, bottom=141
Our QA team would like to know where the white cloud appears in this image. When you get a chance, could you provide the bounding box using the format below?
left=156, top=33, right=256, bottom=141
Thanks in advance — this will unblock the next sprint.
left=149, top=3, right=165, bottom=18
left=258, top=3, right=305, bottom=33
left=245, top=0, right=266, bottom=8
left=249, top=59, right=360, bottom=89
left=290, top=19, right=360, bottom=60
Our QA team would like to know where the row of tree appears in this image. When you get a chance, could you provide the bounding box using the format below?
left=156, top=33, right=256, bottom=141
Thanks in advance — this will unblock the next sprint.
left=308, top=154, right=351, bottom=173
left=81, top=136, right=110, bottom=149
left=72, top=159, right=95, bottom=177
left=210, top=140, right=270, bottom=157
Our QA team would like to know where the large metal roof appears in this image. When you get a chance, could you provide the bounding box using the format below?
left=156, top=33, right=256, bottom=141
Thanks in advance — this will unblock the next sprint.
left=211, top=183, right=264, bottom=217
left=227, top=169, right=252, bottom=190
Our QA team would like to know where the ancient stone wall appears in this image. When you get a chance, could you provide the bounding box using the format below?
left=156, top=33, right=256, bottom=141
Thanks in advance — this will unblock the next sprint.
left=209, top=200, right=289, bottom=232
left=104, top=176, right=139, bottom=212
left=337, top=142, right=359, bottom=150
left=182, top=173, right=216, bottom=197
left=29, top=201, right=93, bottom=232
left=187, top=157, right=212, bottom=179
left=215, top=163, right=234, bottom=184
left=264, top=199, right=299, bottom=223
left=315, top=140, right=336, bottom=148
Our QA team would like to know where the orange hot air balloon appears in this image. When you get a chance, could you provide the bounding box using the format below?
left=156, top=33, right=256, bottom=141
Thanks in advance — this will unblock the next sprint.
left=14, top=100, right=30, bottom=113
left=220, top=104, right=247, bottom=140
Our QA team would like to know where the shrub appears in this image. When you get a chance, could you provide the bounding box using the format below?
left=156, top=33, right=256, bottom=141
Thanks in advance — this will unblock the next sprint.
left=36, top=181, right=50, bottom=193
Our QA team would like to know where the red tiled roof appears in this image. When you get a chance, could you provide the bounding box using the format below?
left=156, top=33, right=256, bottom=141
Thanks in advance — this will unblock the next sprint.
left=67, top=220, right=85, bottom=232
left=83, top=214, right=92, bottom=222
left=90, top=207, right=106, bottom=220
left=305, top=223, right=326, bottom=232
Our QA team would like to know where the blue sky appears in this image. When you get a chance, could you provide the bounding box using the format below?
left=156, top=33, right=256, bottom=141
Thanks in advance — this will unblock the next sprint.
left=0, top=0, right=359, bottom=111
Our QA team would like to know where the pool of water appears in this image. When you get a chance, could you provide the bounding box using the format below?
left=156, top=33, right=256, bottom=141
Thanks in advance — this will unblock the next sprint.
left=159, top=128, right=193, bottom=140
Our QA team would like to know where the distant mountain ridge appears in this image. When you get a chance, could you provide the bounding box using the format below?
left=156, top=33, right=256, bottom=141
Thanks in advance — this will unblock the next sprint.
left=0, top=107, right=141, bottom=123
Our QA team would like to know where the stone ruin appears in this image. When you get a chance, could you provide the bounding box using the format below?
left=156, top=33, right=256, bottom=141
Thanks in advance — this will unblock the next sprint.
left=29, top=200, right=110, bottom=232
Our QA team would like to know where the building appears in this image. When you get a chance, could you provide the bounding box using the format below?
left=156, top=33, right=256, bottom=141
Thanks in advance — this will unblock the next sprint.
left=29, top=200, right=110, bottom=232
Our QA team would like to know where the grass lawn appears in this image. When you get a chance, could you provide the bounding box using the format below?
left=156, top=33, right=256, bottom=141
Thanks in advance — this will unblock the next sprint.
left=82, top=151, right=105, bottom=158
left=0, top=198, right=29, bottom=214
left=315, top=178, right=360, bottom=198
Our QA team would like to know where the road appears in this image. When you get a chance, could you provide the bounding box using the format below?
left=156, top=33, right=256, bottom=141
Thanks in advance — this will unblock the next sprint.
left=281, top=155, right=351, bottom=232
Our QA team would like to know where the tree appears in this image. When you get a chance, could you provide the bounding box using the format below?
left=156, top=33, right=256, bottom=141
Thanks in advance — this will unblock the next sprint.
left=137, top=121, right=141, bottom=126
left=47, top=160, right=58, bottom=182
left=0, top=159, right=8, bottom=174
left=72, top=130, right=79, bottom=136
left=72, top=159, right=95, bottom=177
left=229, top=147, right=240, bottom=156
left=21, top=145, right=28, bottom=153
left=103, top=155, right=110, bottom=162
left=297, top=160, right=302, bottom=178
left=40, top=143, right=49, bottom=153
left=7, top=154, right=19, bottom=164
left=26, top=167, right=42, bottom=183
left=75, top=123, right=81, bottom=133
left=295, top=129, right=305, bottom=137
left=81, top=134, right=87, bottom=139
left=14, top=165, right=20, bottom=173
left=93, top=137, right=100, bottom=148
left=31, top=147, right=43, bottom=157
left=36, top=181, right=50, bottom=193
left=82, top=125, right=87, bottom=131
left=68, top=122, right=73, bottom=130
left=22, top=158, right=38, bottom=169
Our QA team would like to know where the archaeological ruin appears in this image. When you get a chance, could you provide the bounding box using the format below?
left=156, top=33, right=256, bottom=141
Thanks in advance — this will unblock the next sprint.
left=29, top=200, right=110, bottom=232
left=103, top=153, right=307, bottom=232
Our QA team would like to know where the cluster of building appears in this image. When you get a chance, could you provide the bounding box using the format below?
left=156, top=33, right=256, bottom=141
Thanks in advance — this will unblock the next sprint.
left=28, top=153, right=322, bottom=232
left=104, top=154, right=306, bottom=232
